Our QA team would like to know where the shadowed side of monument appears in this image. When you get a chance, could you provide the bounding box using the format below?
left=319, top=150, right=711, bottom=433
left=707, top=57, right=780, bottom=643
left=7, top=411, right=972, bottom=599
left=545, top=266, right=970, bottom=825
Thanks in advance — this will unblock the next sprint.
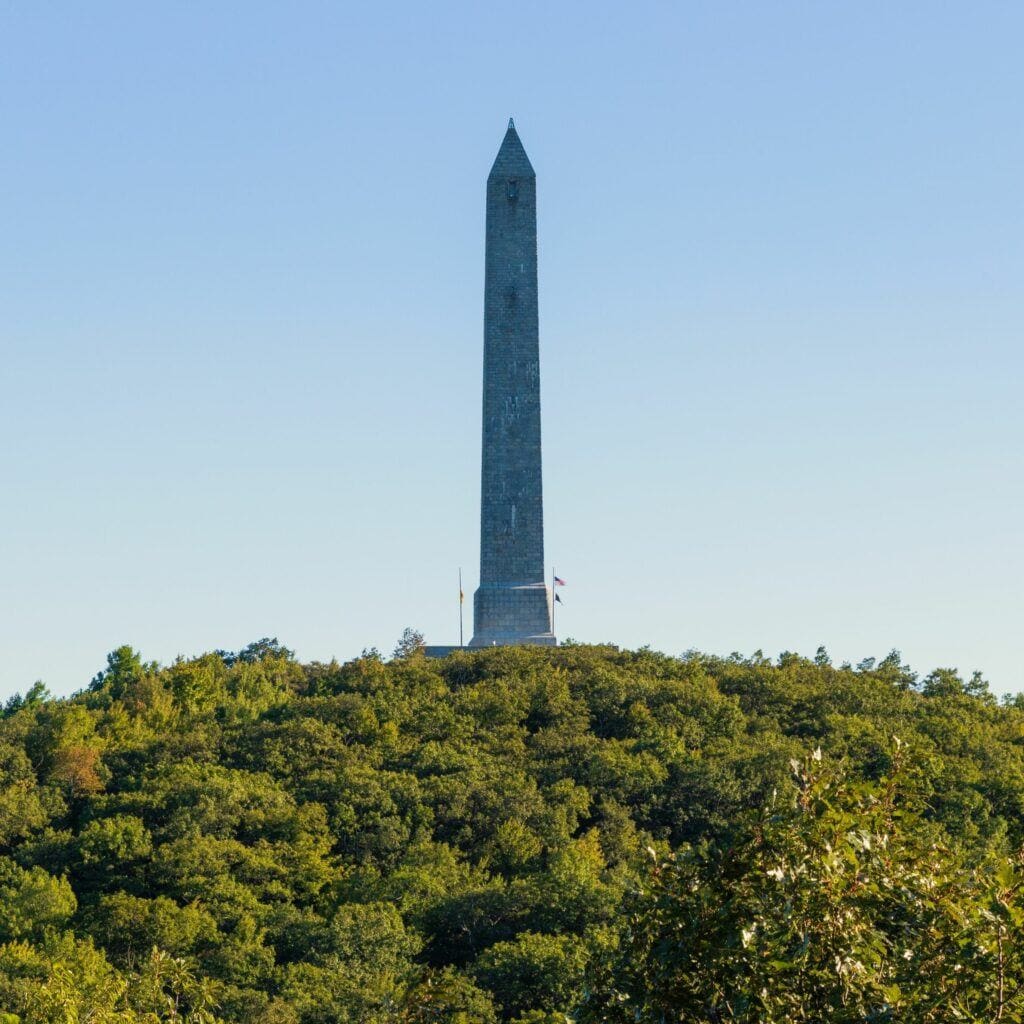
left=470, top=120, right=555, bottom=647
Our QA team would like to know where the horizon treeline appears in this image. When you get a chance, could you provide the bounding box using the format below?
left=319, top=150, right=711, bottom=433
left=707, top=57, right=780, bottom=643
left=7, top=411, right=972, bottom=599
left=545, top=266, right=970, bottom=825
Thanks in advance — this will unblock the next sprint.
left=1, top=640, right=1024, bottom=1022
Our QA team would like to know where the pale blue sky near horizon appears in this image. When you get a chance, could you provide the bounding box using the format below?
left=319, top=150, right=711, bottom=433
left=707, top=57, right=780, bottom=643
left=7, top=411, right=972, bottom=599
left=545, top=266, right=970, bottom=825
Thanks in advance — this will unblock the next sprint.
left=2, top=2, right=1021, bottom=701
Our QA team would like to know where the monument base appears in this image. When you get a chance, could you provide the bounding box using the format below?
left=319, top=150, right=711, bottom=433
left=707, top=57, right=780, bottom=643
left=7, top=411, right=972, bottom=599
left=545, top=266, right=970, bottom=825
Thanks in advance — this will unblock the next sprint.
left=423, top=646, right=463, bottom=659
left=469, top=582, right=556, bottom=648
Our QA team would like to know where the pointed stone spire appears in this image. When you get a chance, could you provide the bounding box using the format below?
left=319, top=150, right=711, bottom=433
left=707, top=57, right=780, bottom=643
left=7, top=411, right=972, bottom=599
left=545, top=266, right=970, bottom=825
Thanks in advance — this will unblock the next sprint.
left=471, top=120, right=554, bottom=648
left=488, top=117, right=535, bottom=180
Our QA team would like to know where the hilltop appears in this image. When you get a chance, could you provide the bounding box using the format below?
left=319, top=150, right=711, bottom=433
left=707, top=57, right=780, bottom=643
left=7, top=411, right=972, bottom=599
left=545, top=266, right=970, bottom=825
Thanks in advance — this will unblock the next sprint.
left=1, top=641, right=1023, bottom=1022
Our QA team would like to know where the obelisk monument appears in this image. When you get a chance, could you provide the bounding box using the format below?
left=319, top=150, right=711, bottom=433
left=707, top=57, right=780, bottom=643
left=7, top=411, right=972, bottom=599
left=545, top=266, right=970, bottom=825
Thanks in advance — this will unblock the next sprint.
left=470, top=120, right=556, bottom=647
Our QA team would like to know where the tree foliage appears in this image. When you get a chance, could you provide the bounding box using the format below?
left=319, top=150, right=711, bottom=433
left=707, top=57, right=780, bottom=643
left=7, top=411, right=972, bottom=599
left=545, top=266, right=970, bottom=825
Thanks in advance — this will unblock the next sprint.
left=580, top=742, right=1024, bottom=1022
left=0, top=643, right=1022, bottom=1020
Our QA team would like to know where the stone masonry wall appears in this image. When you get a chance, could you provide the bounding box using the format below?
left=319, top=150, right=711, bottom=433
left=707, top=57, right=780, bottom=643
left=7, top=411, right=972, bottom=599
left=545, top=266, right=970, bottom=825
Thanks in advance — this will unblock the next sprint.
left=471, top=122, right=554, bottom=646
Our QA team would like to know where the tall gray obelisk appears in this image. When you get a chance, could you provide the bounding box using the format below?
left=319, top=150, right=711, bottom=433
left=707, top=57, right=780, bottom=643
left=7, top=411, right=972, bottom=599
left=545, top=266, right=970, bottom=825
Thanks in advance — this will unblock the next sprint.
left=469, top=120, right=555, bottom=647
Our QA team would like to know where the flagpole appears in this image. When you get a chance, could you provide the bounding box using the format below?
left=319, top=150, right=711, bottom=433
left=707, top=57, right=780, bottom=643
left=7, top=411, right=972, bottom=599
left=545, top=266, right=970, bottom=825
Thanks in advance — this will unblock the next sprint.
left=459, top=567, right=464, bottom=648
left=551, top=567, right=555, bottom=635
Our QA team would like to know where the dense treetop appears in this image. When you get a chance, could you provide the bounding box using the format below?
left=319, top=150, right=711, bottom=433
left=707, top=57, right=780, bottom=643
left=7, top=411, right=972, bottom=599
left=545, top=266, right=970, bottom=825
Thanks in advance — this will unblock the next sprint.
left=1, top=640, right=1023, bottom=1022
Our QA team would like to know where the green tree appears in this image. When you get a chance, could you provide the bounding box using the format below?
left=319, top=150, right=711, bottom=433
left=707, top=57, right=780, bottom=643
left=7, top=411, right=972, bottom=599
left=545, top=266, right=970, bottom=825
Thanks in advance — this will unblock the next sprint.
left=91, top=893, right=218, bottom=968
left=580, top=744, right=1024, bottom=1023
left=0, top=744, right=48, bottom=846
left=90, top=646, right=147, bottom=696
left=77, top=815, right=153, bottom=870
left=472, top=932, right=588, bottom=1021
left=2, top=681, right=51, bottom=718
left=0, top=858, right=77, bottom=942
left=0, top=933, right=131, bottom=1024
left=393, top=628, right=426, bottom=660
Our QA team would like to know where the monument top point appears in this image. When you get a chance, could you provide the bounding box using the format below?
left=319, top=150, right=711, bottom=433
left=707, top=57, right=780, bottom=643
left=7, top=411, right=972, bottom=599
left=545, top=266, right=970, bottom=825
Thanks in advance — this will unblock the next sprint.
left=489, top=118, right=534, bottom=180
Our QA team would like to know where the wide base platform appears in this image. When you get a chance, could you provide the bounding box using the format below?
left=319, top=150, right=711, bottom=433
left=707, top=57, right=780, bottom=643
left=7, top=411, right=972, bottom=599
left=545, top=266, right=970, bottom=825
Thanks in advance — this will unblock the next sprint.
left=469, top=581, right=556, bottom=648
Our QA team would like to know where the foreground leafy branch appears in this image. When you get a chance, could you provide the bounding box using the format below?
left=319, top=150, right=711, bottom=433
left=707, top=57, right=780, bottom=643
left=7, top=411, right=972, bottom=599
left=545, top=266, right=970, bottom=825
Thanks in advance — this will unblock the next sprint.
left=580, top=741, right=1024, bottom=1023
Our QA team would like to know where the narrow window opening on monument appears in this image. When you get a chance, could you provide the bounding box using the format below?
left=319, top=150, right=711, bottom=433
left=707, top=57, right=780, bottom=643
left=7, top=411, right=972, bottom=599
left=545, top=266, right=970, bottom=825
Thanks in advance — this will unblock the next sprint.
left=507, top=179, right=518, bottom=200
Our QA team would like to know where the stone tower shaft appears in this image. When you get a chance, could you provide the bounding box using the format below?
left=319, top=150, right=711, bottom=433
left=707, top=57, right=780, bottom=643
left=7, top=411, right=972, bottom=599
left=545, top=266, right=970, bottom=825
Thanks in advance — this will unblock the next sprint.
left=480, top=122, right=543, bottom=586
left=470, top=120, right=555, bottom=646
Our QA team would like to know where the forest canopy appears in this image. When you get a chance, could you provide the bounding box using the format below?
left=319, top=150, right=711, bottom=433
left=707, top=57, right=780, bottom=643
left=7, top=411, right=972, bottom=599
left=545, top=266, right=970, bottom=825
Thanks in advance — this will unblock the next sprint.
left=1, top=641, right=1023, bottom=1022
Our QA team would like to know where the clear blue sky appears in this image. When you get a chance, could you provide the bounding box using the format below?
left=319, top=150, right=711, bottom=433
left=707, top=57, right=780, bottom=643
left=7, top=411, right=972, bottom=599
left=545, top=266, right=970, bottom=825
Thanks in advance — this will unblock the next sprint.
left=2, top=2, right=1021, bottom=700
